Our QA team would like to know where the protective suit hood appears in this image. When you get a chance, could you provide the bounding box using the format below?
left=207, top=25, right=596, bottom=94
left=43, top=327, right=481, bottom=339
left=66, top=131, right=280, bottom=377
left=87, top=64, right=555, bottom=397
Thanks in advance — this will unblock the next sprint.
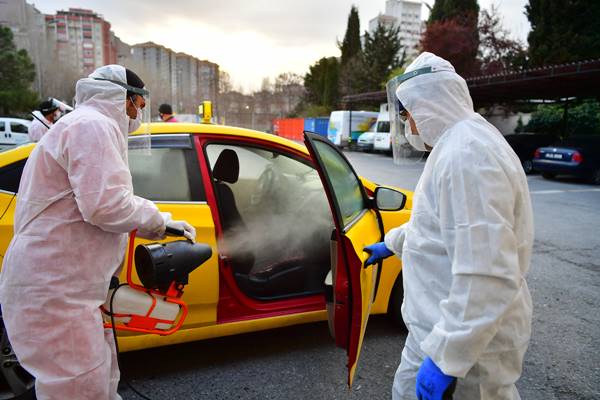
left=395, top=52, right=476, bottom=147
left=75, top=65, right=129, bottom=138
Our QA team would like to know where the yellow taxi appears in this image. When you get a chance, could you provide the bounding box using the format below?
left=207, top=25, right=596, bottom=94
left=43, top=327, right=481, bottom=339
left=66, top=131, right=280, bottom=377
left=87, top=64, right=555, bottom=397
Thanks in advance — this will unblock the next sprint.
left=0, top=123, right=412, bottom=396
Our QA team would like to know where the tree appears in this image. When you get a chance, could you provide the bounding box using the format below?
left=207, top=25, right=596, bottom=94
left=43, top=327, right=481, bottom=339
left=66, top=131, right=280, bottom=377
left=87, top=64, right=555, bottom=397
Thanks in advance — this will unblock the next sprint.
left=478, top=5, right=527, bottom=74
left=423, top=0, right=480, bottom=76
left=362, top=22, right=403, bottom=91
left=421, top=18, right=480, bottom=76
left=526, top=0, right=600, bottom=66
left=339, top=22, right=404, bottom=96
left=218, top=70, right=232, bottom=94
left=339, top=6, right=362, bottom=66
left=304, top=57, right=339, bottom=109
left=0, top=26, right=38, bottom=115
left=525, top=100, right=600, bottom=137
left=274, top=72, right=304, bottom=115
left=429, top=0, right=480, bottom=23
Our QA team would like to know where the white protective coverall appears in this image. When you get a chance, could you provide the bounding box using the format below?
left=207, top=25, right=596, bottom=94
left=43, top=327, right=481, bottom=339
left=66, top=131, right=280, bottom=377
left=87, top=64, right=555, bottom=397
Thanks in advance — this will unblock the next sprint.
left=386, top=53, right=534, bottom=399
left=0, top=65, right=168, bottom=399
left=28, top=118, right=51, bottom=142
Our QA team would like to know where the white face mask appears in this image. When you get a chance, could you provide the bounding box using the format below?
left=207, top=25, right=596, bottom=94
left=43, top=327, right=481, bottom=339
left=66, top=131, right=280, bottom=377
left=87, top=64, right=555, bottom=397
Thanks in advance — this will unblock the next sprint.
left=404, top=120, right=427, bottom=152
left=128, top=102, right=142, bottom=133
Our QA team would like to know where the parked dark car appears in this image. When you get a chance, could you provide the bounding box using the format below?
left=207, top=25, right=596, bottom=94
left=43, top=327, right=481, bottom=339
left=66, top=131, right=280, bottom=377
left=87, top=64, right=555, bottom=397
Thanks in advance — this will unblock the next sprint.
left=532, top=135, right=600, bottom=184
left=504, top=133, right=558, bottom=174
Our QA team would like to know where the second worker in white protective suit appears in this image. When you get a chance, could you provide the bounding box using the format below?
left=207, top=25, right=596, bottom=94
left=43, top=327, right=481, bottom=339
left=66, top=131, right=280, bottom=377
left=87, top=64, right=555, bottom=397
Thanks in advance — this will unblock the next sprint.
left=365, top=52, right=534, bottom=400
left=0, top=65, right=195, bottom=399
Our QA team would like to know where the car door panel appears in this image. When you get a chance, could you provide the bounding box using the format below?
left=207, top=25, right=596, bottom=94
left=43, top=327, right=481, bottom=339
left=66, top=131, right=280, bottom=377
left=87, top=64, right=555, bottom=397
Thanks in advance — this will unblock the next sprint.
left=303, top=131, right=383, bottom=387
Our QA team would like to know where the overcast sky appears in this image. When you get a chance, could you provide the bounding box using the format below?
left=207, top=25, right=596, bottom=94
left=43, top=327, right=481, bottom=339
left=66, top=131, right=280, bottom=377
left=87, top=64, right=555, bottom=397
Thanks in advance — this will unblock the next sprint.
left=32, top=0, right=530, bottom=92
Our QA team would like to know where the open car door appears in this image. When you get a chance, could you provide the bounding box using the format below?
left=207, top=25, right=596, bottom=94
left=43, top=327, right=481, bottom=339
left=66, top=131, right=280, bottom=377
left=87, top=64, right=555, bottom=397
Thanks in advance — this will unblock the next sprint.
left=304, top=132, right=384, bottom=387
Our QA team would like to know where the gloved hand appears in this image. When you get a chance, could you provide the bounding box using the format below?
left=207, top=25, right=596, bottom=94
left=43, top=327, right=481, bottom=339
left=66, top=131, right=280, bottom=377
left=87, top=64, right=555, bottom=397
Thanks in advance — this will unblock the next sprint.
left=363, top=242, right=394, bottom=266
left=166, top=220, right=196, bottom=243
left=416, top=357, right=457, bottom=400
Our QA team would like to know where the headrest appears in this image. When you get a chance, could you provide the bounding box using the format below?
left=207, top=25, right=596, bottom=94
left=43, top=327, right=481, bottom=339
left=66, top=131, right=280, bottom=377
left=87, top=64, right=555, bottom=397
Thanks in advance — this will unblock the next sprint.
left=213, top=149, right=239, bottom=184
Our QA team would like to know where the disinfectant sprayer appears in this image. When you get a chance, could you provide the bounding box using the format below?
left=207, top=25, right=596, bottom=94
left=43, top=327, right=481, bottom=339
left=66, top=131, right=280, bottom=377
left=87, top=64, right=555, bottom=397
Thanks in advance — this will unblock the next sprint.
left=102, top=228, right=212, bottom=336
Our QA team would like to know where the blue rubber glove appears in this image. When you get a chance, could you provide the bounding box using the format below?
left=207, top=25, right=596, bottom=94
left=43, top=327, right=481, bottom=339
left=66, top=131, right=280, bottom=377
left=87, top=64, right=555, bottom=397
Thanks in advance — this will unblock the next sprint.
left=363, top=242, right=394, bottom=266
left=416, top=357, right=457, bottom=400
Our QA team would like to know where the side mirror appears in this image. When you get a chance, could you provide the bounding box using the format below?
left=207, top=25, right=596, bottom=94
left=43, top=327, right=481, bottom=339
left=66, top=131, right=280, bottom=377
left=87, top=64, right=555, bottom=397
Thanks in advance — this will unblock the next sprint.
left=374, top=186, right=406, bottom=211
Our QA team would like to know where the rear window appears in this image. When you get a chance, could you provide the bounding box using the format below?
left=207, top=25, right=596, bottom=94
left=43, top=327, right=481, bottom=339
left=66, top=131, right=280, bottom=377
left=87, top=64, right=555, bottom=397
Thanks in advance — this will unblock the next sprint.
left=128, top=135, right=205, bottom=202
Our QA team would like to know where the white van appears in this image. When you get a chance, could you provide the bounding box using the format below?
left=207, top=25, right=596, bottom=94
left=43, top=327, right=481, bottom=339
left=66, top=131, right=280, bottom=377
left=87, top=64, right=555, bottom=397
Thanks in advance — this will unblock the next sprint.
left=373, top=104, right=392, bottom=153
left=0, top=118, right=31, bottom=146
left=327, top=110, right=378, bottom=148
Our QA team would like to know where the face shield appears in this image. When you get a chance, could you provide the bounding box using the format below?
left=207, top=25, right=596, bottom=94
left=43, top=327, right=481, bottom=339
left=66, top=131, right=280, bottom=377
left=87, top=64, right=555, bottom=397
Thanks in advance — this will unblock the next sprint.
left=93, top=77, right=152, bottom=155
left=386, top=74, right=425, bottom=165
left=386, top=66, right=453, bottom=164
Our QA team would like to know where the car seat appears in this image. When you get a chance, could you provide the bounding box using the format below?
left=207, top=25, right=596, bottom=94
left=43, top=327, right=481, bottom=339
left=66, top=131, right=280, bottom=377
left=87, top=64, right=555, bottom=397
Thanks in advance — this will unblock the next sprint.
left=212, top=149, right=254, bottom=274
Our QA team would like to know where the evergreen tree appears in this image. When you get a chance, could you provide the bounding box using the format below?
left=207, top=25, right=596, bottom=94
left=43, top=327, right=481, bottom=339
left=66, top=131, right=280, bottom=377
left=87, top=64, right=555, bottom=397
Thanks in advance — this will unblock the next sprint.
left=304, top=57, right=339, bottom=108
left=0, top=26, right=38, bottom=115
left=362, top=22, right=403, bottom=91
left=339, top=6, right=362, bottom=66
left=526, top=0, right=600, bottom=66
left=340, top=23, right=404, bottom=95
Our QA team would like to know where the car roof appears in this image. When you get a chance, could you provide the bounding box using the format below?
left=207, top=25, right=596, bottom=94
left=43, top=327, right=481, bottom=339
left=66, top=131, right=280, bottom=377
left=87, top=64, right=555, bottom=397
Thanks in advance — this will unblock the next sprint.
left=137, top=122, right=308, bottom=154
left=0, top=117, right=31, bottom=124
left=0, top=123, right=309, bottom=164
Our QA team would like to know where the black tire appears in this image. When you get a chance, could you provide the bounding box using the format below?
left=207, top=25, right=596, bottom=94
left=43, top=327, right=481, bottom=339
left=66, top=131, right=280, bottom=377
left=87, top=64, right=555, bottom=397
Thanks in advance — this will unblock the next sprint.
left=0, top=311, right=36, bottom=400
left=590, top=169, right=600, bottom=185
left=522, top=159, right=534, bottom=175
left=387, top=273, right=407, bottom=331
left=542, top=172, right=556, bottom=180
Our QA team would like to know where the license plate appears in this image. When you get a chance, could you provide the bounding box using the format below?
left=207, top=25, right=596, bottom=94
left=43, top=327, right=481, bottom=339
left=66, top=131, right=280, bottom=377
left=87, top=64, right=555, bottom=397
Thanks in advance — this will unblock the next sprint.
left=546, top=153, right=563, bottom=159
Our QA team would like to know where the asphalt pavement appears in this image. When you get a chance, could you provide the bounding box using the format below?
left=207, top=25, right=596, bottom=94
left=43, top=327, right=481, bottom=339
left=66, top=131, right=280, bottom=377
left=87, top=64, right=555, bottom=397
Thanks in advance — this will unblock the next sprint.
left=120, top=150, right=600, bottom=400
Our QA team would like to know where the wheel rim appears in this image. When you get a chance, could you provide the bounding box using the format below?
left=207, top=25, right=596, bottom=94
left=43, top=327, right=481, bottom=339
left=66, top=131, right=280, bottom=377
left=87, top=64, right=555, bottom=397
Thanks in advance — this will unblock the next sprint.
left=522, top=160, right=533, bottom=174
left=593, top=171, right=600, bottom=185
left=0, top=314, right=35, bottom=399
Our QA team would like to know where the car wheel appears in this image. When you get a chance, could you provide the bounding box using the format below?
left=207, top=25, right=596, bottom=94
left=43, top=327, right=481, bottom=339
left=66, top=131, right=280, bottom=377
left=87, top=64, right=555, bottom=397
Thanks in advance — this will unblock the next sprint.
left=522, top=159, right=534, bottom=174
left=387, top=273, right=407, bottom=331
left=542, top=172, right=556, bottom=180
left=0, top=312, right=36, bottom=400
left=591, top=169, right=600, bottom=185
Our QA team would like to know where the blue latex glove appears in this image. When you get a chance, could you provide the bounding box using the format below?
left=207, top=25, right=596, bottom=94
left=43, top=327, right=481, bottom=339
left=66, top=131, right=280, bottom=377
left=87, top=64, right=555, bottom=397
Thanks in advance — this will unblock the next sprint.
left=416, top=357, right=457, bottom=400
left=363, top=242, right=394, bottom=266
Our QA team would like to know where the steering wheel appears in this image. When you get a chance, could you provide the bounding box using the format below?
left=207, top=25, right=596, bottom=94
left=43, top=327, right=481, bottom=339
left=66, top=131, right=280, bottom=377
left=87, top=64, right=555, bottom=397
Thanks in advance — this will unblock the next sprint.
left=251, top=167, right=280, bottom=206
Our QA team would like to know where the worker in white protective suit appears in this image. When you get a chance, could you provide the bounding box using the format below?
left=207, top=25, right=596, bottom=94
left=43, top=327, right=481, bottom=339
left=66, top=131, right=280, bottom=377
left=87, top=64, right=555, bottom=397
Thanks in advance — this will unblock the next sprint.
left=28, top=98, right=59, bottom=142
left=364, top=52, right=534, bottom=399
left=0, top=65, right=196, bottom=400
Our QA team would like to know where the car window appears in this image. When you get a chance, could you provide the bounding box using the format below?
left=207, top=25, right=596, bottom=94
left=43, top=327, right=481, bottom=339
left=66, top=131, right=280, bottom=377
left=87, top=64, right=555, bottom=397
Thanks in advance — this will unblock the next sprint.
left=377, top=121, right=390, bottom=133
left=205, top=144, right=327, bottom=212
left=0, top=122, right=5, bottom=132
left=128, top=135, right=205, bottom=202
left=311, top=140, right=366, bottom=227
left=0, top=159, right=26, bottom=193
left=10, top=122, right=29, bottom=134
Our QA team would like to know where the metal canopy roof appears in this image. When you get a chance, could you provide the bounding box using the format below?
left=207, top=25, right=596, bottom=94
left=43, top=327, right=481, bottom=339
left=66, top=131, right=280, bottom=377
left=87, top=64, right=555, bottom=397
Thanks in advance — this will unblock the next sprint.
left=341, top=59, right=600, bottom=108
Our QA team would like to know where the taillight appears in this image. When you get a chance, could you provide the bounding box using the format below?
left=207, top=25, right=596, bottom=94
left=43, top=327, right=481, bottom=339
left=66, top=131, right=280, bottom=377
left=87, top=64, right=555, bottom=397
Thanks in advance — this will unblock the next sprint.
left=572, top=151, right=583, bottom=163
left=534, top=148, right=541, bottom=159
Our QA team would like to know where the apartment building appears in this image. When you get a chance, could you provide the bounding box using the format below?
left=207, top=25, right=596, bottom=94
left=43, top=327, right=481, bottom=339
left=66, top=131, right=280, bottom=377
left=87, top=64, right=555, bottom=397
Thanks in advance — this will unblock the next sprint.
left=45, top=8, right=117, bottom=76
left=368, top=0, right=424, bottom=61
